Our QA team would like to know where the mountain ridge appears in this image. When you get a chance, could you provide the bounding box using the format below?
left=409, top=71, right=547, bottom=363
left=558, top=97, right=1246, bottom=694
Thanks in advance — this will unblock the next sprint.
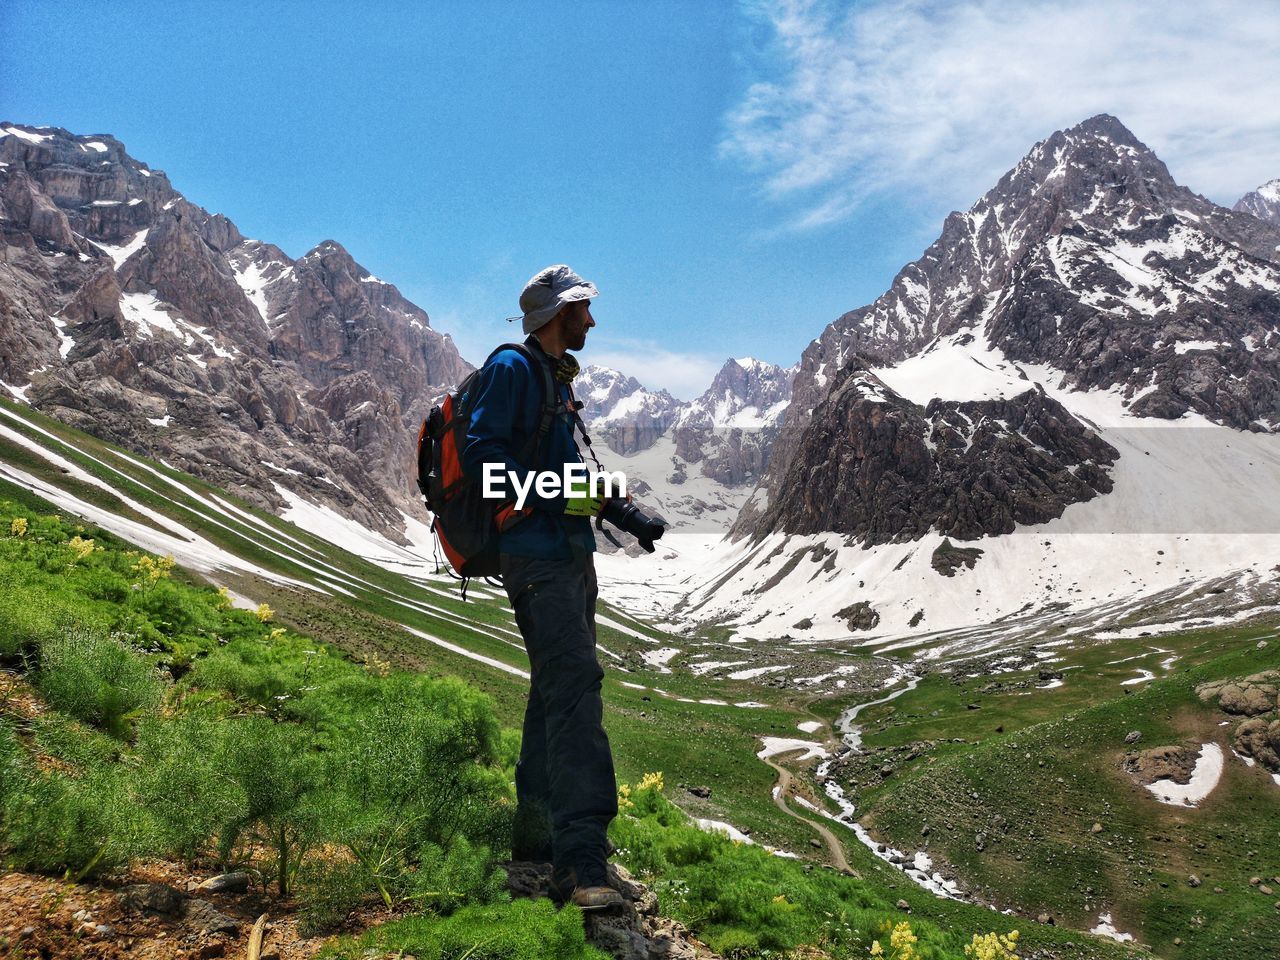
left=0, top=121, right=470, bottom=541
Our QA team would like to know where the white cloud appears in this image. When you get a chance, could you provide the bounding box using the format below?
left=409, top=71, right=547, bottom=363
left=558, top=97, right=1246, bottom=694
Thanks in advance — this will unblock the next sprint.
left=585, top=337, right=723, bottom=401
left=723, top=0, right=1280, bottom=229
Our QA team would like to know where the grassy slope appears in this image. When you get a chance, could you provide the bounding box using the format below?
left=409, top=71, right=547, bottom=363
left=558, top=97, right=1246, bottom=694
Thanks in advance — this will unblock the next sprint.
left=0, top=396, right=1150, bottom=957
left=832, top=621, right=1280, bottom=958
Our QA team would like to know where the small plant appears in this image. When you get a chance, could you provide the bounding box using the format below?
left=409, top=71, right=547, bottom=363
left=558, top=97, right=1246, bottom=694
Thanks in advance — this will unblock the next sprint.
left=406, top=837, right=508, bottom=916
left=965, top=930, right=1020, bottom=960
left=255, top=602, right=274, bottom=623
left=35, top=629, right=163, bottom=739
left=66, top=535, right=96, bottom=564
left=870, top=921, right=918, bottom=959
left=214, top=716, right=325, bottom=896
left=130, top=552, right=175, bottom=585
left=9, top=516, right=28, bottom=537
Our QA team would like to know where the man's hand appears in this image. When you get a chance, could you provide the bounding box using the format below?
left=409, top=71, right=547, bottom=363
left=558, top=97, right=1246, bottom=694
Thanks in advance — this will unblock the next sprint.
left=564, top=481, right=606, bottom=518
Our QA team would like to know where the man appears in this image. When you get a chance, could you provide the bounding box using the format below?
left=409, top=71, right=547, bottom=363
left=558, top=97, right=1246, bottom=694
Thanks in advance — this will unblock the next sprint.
left=461, top=264, right=623, bottom=911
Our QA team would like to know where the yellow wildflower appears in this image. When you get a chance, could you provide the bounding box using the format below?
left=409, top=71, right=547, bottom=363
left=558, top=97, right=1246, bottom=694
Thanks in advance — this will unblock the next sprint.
left=638, top=771, right=665, bottom=793
left=965, top=931, right=1020, bottom=960
left=131, top=553, right=175, bottom=583
left=67, top=535, right=95, bottom=563
left=254, top=602, right=274, bottom=623
left=9, top=517, right=28, bottom=537
left=889, top=921, right=918, bottom=960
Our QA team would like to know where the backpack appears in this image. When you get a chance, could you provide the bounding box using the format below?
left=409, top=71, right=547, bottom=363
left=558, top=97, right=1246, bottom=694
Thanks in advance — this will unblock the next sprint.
left=416, top=341, right=557, bottom=581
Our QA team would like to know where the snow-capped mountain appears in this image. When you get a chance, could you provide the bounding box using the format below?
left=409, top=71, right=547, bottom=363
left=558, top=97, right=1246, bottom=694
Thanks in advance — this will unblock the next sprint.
left=670, top=357, right=794, bottom=487
left=632, top=115, right=1280, bottom=653
left=0, top=123, right=469, bottom=540
left=1235, top=178, right=1280, bottom=226
left=573, top=357, right=794, bottom=535
left=736, top=114, right=1280, bottom=540
left=575, top=365, right=681, bottom=455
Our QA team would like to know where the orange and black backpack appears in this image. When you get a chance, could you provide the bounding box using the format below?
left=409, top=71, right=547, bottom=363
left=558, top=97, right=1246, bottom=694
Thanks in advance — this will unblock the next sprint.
left=416, top=342, right=557, bottom=582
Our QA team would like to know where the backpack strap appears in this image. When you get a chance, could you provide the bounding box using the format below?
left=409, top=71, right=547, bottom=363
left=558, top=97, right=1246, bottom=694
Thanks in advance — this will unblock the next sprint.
left=478, top=341, right=559, bottom=474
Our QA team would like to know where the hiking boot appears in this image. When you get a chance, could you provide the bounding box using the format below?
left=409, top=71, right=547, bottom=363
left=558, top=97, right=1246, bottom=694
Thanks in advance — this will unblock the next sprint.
left=568, top=885, right=624, bottom=912
left=550, top=863, right=622, bottom=910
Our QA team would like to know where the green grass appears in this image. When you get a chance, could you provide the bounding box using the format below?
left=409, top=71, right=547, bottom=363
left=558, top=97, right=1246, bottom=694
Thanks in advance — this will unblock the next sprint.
left=831, top=622, right=1280, bottom=958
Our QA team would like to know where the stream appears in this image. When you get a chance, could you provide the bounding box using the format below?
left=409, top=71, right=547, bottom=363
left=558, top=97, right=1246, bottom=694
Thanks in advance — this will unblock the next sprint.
left=813, top=670, right=971, bottom=901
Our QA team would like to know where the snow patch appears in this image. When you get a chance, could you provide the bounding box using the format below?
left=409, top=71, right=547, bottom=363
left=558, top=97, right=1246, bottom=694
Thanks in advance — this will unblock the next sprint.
left=1090, top=914, right=1134, bottom=942
left=1145, top=743, right=1224, bottom=807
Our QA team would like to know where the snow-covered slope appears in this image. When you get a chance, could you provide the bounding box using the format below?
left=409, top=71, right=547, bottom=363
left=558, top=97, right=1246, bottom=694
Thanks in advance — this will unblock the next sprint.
left=613, top=335, right=1280, bottom=655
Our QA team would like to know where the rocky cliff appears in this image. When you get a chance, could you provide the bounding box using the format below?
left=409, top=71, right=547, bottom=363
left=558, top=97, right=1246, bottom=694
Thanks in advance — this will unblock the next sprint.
left=0, top=123, right=469, bottom=539
left=756, top=360, right=1117, bottom=543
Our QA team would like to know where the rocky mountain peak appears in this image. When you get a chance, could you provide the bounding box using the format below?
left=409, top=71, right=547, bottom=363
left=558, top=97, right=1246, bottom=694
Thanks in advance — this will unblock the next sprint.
left=1235, top=177, right=1280, bottom=225
left=735, top=113, right=1280, bottom=540
left=302, top=238, right=355, bottom=267
left=0, top=122, right=470, bottom=540
left=703, top=357, right=792, bottom=412
left=577, top=365, right=680, bottom=456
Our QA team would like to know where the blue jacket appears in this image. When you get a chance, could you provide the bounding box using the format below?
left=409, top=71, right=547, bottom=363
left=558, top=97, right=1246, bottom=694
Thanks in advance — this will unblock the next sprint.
left=460, top=337, right=596, bottom=559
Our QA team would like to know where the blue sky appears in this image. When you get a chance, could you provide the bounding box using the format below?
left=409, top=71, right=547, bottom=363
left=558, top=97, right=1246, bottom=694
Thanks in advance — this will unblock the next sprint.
left=4, top=0, right=1278, bottom=397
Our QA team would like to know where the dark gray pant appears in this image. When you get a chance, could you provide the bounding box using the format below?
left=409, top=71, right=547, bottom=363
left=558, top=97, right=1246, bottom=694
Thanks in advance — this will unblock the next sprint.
left=500, top=552, right=617, bottom=886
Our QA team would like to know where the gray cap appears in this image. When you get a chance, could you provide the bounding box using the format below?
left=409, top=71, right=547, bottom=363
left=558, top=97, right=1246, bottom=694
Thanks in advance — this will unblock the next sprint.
left=518, top=264, right=598, bottom=334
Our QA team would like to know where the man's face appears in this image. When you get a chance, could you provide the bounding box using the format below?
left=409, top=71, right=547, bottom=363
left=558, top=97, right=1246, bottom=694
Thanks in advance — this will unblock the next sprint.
left=564, top=300, right=595, bottom=351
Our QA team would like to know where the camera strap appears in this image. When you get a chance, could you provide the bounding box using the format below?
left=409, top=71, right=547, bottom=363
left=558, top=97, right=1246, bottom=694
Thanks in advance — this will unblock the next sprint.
left=562, top=383, right=627, bottom=549
left=564, top=383, right=606, bottom=474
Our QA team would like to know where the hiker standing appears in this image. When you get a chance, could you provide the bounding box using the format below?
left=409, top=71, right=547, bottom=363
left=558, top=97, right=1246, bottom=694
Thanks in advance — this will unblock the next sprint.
left=460, top=265, right=622, bottom=911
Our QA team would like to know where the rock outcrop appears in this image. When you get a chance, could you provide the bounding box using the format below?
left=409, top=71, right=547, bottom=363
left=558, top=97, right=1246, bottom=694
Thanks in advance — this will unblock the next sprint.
left=755, top=359, right=1117, bottom=543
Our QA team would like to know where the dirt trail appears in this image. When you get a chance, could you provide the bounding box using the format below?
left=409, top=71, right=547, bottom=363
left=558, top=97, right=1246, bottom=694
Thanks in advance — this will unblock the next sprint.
left=760, top=752, right=855, bottom=874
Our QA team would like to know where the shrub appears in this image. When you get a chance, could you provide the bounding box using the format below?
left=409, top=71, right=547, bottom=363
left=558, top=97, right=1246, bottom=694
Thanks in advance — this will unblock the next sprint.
left=405, top=838, right=508, bottom=916
left=0, top=720, right=26, bottom=807
left=32, top=713, right=121, bottom=770
left=0, top=581, right=108, bottom=659
left=213, top=715, right=326, bottom=895
left=3, top=760, right=157, bottom=879
left=297, top=856, right=371, bottom=937
left=133, top=712, right=248, bottom=861
left=322, top=896, right=610, bottom=960
left=35, top=629, right=164, bottom=739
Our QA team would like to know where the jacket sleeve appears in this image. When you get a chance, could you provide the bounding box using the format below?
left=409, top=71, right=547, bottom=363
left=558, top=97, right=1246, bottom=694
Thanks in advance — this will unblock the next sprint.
left=461, top=356, right=567, bottom=513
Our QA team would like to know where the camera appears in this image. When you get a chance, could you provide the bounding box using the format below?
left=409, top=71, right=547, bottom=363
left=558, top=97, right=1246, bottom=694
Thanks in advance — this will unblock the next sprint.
left=600, top=498, right=666, bottom=553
